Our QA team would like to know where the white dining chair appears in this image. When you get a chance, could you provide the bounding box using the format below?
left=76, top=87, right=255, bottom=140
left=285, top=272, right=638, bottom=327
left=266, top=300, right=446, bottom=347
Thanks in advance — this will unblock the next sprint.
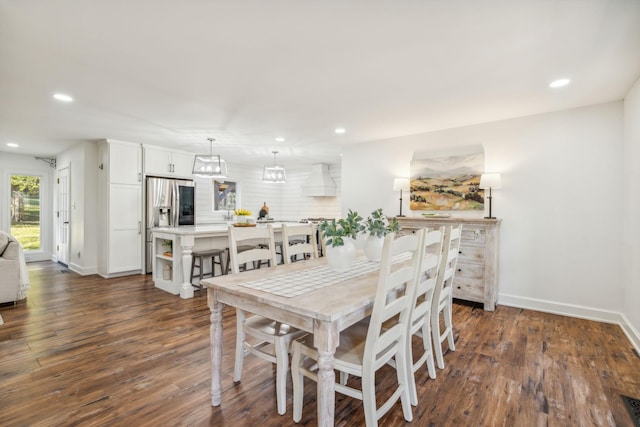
left=403, top=225, right=445, bottom=406
left=281, top=223, right=318, bottom=264
left=228, top=224, right=304, bottom=415
left=291, top=229, right=426, bottom=427
left=431, top=225, right=463, bottom=370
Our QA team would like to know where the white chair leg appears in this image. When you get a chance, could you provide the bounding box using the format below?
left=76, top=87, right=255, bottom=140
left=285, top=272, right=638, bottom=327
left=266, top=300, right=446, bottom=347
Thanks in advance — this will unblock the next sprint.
left=396, top=349, right=413, bottom=422
left=339, top=371, right=349, bottom=385
left=291, top=343, right=304, bottom=423
left=431, top=308, right=445, bottom=369
left=444, top=298, right=455, bottom=352
left=406, top=339, right=418, bottom=406
left=421, top=316, right=436, bottom=379
left=234, top=309, right=246, bottom=382
left=275, top=337, right=288, bottom=415
left=362, top=371, right=378, bottom=427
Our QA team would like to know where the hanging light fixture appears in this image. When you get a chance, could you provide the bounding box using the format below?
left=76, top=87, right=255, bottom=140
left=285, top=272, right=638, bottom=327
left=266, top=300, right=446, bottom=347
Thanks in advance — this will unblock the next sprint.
left=192, top=138, right=227, bottom=178
left=262, top=151, right=287, bottom=183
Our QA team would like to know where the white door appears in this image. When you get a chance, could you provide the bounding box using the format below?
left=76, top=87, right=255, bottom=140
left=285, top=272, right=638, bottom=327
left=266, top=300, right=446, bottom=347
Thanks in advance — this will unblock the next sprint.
left=57, top=167, right=70, bottom=266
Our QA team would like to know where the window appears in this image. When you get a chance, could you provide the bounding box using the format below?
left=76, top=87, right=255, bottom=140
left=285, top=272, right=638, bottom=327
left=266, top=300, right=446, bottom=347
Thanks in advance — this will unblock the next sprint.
left=10, top=174, right=41, bottom=250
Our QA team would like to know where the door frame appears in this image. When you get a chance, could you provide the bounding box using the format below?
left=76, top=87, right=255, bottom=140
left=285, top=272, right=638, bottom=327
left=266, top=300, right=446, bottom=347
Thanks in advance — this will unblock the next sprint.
left=2, top=166, right=53, bottom=262
left=56, top=167, right=71, bottom=266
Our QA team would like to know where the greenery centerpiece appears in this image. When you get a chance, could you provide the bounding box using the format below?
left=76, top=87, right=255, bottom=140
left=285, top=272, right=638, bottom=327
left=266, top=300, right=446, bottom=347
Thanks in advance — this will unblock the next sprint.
left=318, top=217, right=357, bottom=272
left=363, top=208, right=399, bottom=261
left=364, top=208, right=399, bottom=237
left=343, top=209, right=367, bottom=249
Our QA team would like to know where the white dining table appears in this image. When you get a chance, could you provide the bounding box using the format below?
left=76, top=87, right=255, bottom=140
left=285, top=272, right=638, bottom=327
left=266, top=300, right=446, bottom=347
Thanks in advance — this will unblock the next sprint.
left=202, top=255, right=387, bottom=427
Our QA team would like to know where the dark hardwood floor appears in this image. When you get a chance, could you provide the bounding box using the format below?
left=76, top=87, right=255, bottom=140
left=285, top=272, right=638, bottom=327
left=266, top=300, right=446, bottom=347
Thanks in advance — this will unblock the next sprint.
left=1, top=261, right=639, bottom=426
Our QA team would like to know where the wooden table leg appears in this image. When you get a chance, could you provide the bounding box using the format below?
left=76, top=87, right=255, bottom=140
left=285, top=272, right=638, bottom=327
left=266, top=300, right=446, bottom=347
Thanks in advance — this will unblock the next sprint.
left=208, top=290, right=223, bottom=406
left=314, top=322, right=338, bottom=427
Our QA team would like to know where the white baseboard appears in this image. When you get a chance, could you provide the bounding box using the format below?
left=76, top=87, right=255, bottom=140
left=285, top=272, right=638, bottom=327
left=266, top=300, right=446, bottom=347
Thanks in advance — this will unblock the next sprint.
left=498, top=293, right=640, bottom=356
left=23, top=251, right=53, bottom=263
left=97, top=269, right=143, bottom=279
left=68, top=262, right=97, bottom=276
left=619, top=313, right=640, bottom=356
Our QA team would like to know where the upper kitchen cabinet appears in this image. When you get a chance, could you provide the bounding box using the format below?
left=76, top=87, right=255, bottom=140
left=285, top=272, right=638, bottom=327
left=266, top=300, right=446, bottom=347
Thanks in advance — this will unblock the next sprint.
left=144, top=145, right=194, bottom=178
left=100, top=140, right=142, bottom=185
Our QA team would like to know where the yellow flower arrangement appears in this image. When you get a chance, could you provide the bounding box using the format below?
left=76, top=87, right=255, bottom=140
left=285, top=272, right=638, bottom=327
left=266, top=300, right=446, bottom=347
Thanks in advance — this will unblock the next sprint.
left=233, top=208, right=252, bottom=216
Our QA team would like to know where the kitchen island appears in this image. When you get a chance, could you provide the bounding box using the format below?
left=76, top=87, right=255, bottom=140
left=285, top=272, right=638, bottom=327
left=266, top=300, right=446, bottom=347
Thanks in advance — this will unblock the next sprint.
left=151, top=222, right=293, bottom=299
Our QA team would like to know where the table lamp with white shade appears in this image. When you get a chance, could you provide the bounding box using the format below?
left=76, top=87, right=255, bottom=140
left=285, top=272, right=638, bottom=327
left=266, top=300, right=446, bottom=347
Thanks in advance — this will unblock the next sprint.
left=479, top=173, right=502, bottom=219
left=393, top=178, right=410, bottom=217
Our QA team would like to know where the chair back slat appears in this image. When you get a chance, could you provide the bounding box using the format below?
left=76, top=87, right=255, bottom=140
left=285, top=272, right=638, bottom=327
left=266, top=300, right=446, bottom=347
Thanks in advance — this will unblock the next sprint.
left=227, top=225, right=277, bottom=274
left=281, top=223, right=318, bottom=263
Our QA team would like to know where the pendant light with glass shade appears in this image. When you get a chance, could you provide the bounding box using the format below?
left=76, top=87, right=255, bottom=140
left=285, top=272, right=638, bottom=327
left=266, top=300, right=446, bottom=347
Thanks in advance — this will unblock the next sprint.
left=192, top=138, right=228, bottom=178
left=262, top=151, right=287, bottom=183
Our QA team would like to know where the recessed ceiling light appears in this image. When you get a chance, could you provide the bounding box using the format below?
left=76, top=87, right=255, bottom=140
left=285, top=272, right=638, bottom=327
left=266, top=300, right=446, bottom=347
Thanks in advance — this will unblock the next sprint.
left=6, top=142, right=19, bottom=148
left=549, top=79, right=570, bottom=88
left=275, top=137, right=285, bottom=142
left=53, top=93, right=73, bottom=102
left=335, top=127, right=346, bottom=134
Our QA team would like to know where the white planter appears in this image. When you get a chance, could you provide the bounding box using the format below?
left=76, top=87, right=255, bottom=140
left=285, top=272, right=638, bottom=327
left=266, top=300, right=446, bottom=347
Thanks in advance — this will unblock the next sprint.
left=351, top=231, right=368, bottom=251
left=325, top=239, right=356, bottom=273
left=236, top=215, right=249, bottom=224
left=364, top=235, right=385, bottom=262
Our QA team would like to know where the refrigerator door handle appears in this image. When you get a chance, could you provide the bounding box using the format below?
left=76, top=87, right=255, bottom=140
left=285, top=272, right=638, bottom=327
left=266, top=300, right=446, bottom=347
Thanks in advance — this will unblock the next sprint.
left=138, top=221, right=141, bottom=234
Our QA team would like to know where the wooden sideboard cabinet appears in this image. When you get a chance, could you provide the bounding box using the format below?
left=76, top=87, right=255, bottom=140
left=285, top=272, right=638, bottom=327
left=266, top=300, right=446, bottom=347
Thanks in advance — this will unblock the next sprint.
left=396, top=216, right=501, bottom=311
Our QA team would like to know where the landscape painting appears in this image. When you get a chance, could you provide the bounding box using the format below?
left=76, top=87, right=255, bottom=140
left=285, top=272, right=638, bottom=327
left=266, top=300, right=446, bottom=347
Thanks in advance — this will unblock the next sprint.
left=410, top=151, right=484, bottom=211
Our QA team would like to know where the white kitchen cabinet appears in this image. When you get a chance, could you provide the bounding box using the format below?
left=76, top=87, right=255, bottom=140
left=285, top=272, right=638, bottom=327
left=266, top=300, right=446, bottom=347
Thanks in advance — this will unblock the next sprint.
left=97, top=140, right=143, bottom=277
left=144, top=145, right=194, bottom=178
left=108, top=184, right=142, bottom=273
left=107, top=141, right=142, bottom=185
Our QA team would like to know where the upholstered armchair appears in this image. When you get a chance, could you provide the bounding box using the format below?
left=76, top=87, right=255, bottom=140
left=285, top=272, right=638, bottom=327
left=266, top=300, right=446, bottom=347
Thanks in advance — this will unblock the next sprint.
left=0, top=231, right=29, bottom=304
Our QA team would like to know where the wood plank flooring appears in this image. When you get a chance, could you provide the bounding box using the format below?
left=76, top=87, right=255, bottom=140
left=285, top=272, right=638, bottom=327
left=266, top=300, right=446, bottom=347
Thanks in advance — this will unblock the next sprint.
left=1, top=261, right=639, bottom=426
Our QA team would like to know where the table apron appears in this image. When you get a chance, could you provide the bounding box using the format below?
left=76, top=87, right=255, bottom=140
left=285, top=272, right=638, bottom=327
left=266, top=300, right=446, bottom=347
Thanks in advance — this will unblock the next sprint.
left=215, top=290, right=316, bottom=332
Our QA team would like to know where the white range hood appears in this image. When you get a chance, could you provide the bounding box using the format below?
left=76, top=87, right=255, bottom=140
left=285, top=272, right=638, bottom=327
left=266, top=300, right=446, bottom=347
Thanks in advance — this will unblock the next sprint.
left=301, top=163, right=336, bottom=197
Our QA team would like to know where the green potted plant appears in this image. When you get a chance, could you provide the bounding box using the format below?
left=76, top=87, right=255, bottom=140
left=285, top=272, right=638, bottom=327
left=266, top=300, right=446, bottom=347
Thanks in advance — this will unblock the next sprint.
left=363, top=208, right=399, bottom=261
left=318, top=218, right=356, bottom=272
left=342, top=209, right=366, bottom=248
left=162, top=239, right=173, bottom=257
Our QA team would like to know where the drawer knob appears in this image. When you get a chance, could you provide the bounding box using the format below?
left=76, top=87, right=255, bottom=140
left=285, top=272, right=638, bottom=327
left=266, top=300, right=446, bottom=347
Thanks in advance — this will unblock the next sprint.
left=457, top=268, right=461, bottom=272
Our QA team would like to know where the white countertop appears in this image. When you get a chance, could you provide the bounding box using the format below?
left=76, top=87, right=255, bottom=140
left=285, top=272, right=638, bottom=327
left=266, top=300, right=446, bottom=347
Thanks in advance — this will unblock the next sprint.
left=152, top=221, right=300, bottom=236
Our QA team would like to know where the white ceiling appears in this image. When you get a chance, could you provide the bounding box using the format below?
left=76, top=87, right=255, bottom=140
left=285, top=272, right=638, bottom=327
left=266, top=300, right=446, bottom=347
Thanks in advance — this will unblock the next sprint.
left=1, top=0, right=640, bottom=167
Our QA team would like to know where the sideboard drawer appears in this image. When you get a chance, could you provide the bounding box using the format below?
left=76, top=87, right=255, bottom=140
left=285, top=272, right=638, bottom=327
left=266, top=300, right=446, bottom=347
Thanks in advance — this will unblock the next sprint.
left=455, top=262, right=484, bottom=280
left=461, top=228, right=485, bottom=246
left=453, top=277, right=485, bottom=302
left=457, top=244, right=485, bottom=264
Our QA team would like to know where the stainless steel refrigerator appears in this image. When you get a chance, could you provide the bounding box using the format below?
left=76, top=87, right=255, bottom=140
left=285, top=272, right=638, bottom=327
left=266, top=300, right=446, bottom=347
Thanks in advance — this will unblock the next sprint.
left=145, top=177, right=195, bottom=273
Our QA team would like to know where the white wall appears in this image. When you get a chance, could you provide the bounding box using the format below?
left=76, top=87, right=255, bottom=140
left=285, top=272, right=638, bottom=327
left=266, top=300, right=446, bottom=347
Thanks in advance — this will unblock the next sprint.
left=195, top=163, right=342, bottom=223
left=343, top=102, right=625, bottom=317
left=0, top=152, right=54, bottom=261
left=623, top=76, right=640, bottom=344
left=56, top=142, right=99, bottom=274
